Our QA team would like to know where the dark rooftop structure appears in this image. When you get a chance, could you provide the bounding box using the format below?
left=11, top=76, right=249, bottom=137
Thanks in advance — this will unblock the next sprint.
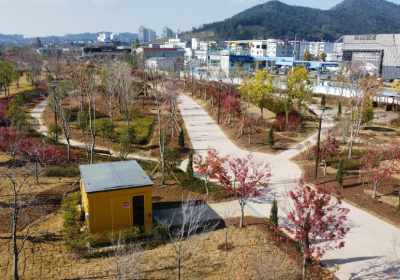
left=79, top=161, right=153, bottom=194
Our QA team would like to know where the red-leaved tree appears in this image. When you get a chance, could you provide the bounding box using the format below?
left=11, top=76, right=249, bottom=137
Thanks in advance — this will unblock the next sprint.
left=21, top=138, right=67, bottom=183
left=314, top=129, right=339, bottom=176
left=193, top=147, right=227, bottom=195
left=282, top=180, right=350, bottom=280
left=360, top=141, right=400, bottom=198
left=243, top=113, right=259, bottom=144
left=219, top=153, right=271, bottom=228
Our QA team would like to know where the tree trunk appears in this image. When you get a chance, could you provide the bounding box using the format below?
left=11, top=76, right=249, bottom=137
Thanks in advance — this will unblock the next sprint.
left=324, top=162, right=327, bottom=176
left=66, top=138, right=71, bottom=161
left=177, top=257, right=181, bottom=280
left=13, top=195, right=19, bottom=280
left=240, top=202, right=244, bottom=228
left=205, top=180, right=209, bottom=196
left=302, top=255, right=307, bottom=280
left=348, top=140, right=354, bottom=159
left=35, top=161, right=39, bottom=184
left=225, top=226, right=228, bottom=250
left=373, top=180, right=378, bottom=198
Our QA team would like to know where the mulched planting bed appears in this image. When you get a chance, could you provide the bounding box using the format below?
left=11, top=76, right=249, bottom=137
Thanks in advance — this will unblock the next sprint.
left=303, top=163, right=400, bottom=228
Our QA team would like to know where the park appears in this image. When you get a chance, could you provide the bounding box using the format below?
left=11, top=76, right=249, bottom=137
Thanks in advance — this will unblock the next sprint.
left=1, top=47, right=400, bottom=279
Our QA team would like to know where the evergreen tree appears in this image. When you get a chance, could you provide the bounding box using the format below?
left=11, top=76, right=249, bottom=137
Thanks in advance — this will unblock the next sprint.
left=267, top=126, right=274, bottom=148
left=269, top=197, right=278, bottom=229
left=186, top=149, right=194, bottom=181
left=321, top=94, right=326, bottom=106
left=335, top=158, right=344, bottom=188
left=36, top=37, right=43, bottom=48
left=338, top=101, right=342, bottom=116
left=178, top=128, right=185, bottom=149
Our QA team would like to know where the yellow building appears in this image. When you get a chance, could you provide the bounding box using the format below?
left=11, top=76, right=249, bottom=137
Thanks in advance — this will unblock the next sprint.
left=80, top=160, right=153, bottom=236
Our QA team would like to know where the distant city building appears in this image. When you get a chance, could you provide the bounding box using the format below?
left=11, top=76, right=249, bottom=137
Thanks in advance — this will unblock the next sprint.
left=52, top=37, right=60, bottom=45
left=162, top=26, right=174, bottom=38
left=342, top=34, right=400, bottom=79
left=80, top=46, right=132, bottom=58
left=136, top=47, right=184, bottom=71
left=191, top=38, right=200, bottom=50
left=139, top=26, right=156, bottom=43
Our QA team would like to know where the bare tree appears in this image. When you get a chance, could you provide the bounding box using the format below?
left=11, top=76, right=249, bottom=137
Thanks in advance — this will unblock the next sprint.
left=48, top=80, right=74, bottom=160
left=159, top=195, right=219, bottom=280
left=107, top=231, right=146, bottom=280
left=22, top=48, right=43, bottom=93
left=346, top=70, right=382, bottom=159
left=0, top=164, right=48, bottom=280
left=71, top=60, right=100, bottom=164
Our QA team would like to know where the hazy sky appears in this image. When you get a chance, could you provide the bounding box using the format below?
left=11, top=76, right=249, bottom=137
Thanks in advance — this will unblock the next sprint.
left=1, top=0, right=400, bottom=38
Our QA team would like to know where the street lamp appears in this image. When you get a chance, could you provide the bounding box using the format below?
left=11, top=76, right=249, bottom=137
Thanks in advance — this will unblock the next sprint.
left=207, top=41, right=213, bottom=72
left=315, top=107, right=327, bottom=181
left=191, top=67, right=194, bottom=97
left=218, top=79, right=222, bottom=124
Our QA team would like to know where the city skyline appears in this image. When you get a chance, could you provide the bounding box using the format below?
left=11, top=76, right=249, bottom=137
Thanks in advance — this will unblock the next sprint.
left=2, top=0, right=400, bottom=38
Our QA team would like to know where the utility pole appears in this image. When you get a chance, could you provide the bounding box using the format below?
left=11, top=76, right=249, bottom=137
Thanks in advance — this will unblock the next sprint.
left=218, top=79, right=222, bottom=124
left=315, top=108, right=326, bottom=181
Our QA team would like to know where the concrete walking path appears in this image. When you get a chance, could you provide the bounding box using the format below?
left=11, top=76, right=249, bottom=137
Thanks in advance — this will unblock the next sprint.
left=177, top=93, right=400, bottom=280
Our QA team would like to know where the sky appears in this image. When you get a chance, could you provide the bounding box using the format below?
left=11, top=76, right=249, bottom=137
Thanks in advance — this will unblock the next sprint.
left=1, top=0, right=400, bottom=38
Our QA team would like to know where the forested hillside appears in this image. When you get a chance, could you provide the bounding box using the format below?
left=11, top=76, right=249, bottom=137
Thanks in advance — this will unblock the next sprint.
left=188, top=0, right=400, bottom=41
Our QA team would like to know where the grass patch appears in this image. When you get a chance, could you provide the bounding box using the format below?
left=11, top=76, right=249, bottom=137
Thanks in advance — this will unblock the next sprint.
left=329, top=157, right=363, bottom=170
left=172, top=169, right=227, bottom=200
left=44, top=165, right=81, bottom=178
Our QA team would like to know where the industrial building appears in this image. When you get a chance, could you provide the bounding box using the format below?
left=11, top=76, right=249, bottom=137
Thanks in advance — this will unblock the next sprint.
left=342, top=34, right=400, bottom=79
left=80, top=45, right=132, bottom=58
left=80, top=161, right=154, bottom=235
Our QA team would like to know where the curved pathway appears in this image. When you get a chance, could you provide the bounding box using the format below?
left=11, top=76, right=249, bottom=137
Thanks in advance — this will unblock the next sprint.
left=177, top=93, right=400, bottom=280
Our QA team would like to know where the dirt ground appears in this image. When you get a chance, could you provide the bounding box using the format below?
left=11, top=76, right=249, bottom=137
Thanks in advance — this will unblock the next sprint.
left=0, top=211, right=335, bottom=280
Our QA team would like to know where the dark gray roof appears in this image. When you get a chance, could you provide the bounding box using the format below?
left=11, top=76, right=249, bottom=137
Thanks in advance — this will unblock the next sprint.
left=79, top=161, right=153, bottom=194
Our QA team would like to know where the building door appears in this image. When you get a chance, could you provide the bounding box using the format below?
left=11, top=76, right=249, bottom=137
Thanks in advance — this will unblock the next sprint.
left=132, top=195, right=145, bottom=232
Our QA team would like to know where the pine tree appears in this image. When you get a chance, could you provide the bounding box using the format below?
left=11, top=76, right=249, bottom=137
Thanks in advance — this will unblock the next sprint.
left=178, top=128, right=185, bottom=149
left=186, top=149, right=194, bottom=181
left=321, top=94, right=326, bottom=106
left=338, top=101, right=342, bottom=116
left=267, top=126, right=274, bottom=148
left=269, top=197, right=278, bottom=227
left=36, top=37, right=43, bottom=48
left=335, top=158, right=344, bottom=188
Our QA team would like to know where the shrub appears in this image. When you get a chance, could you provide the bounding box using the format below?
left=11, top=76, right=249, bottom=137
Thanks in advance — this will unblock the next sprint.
left=330, top=157, right=362, bottom=170
left=47, top=123, right=62, bottom=143
left=97, top=118, right=116, bottom=140
left=163, top=147, right=181, bottom=169
left=266, top=98, right=285, bottom=116
left=61, top=193, right=86, bottom=254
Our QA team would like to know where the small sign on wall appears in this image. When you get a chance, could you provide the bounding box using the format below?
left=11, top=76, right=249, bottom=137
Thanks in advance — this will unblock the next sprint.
left=123, top=201, right=130, bottom=208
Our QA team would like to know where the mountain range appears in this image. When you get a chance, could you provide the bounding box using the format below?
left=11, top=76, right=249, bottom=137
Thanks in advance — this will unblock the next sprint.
left=188, top=0, right=400, bottom=41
